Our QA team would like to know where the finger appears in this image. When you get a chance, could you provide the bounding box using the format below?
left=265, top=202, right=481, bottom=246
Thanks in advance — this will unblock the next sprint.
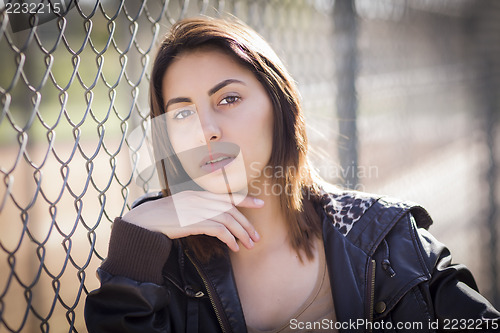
left=172, top=217, right=242, bottom=252
left=194, top=221, right=240, bottom=252
left=172, top=205, right=257, bottom=248
left=171, top=192, right=232, bottom=219
left=194, top=195, right=261, bottom=244
left=210, top=212, right=255, bottom=250
left=234, top=195, right=265, bottom=209
left=225, top=206, right=260, bottom=243
left=193, top=191, right=264, bottom=209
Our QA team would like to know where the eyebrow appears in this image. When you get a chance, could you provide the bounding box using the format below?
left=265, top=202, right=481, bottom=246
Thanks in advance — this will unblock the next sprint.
left=165, top=79, right=245, bottom=111
left=165, top=97, right=192, bottom=111
left=208, top=79, right=245, bottom=96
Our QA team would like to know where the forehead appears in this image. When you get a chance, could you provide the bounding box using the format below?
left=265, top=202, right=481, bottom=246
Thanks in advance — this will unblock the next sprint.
left=162, top=48, right=253, bottom=94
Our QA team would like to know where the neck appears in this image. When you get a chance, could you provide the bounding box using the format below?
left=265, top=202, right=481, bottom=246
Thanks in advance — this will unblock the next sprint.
left=235, top=179, right=289, bottom=259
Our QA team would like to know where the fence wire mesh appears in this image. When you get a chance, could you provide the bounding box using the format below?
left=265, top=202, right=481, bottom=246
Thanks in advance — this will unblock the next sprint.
left=0, top=1, right=336, bottom=331
left=0, top=0, right=499, bottom=332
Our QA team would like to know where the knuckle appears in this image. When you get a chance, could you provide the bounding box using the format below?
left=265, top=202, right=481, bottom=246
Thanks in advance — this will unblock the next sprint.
left=227, top=206, right=238, bottom=215
left=213, top=224, right=227, bottom=236
left=222, top=213, right=234, bottom=225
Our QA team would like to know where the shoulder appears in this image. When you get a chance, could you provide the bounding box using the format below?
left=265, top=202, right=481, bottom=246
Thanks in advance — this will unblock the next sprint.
left=318, top=184, right=378, bottom=235
left=317, top=182, right=432, bottom=239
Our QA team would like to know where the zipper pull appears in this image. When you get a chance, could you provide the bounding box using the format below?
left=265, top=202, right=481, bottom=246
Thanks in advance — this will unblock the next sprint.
left=381, top=259, right=396, bottom=277
left=381, top=240, right=396, bottom=277
left=184, top=285, right=205, bottom=298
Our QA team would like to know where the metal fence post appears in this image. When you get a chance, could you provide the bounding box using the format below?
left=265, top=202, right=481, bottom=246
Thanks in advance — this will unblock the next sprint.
left=334, top=0, right=359, bottom=189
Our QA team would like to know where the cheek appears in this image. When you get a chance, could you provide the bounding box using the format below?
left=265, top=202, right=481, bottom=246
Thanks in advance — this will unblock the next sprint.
left=165, top=127, right=182, bottom=160
left=165, top=125, right=199, bottom=177
left=240, top=101, right=274, bottom=169
left=166, top=117, right=204, bottom=156
left=255, top=101, right=274, bottom=152
left=168, top=131, right=186, bottom=154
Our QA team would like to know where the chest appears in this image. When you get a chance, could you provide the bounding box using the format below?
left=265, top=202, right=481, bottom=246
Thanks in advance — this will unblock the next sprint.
left=230, top=247, right=322, bottom=330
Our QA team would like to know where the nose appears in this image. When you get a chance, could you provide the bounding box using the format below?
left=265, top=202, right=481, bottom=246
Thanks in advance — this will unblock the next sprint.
left=197, top=108, right=221, bottom=144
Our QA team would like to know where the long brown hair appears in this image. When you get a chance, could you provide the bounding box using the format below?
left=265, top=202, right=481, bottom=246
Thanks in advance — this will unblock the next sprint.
left=149, top=17, right=321, bottom=262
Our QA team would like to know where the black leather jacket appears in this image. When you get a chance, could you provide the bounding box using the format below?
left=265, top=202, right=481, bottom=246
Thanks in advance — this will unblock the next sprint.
left=85, top=189, right=500, bottom=332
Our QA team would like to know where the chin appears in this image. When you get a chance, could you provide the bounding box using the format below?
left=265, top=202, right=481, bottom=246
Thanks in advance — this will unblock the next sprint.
left=194, top=171, right=248, bottom=195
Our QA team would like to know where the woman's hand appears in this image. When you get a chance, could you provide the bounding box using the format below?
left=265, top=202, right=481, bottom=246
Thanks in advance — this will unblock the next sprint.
left=122, top=191, right=262, bottom=251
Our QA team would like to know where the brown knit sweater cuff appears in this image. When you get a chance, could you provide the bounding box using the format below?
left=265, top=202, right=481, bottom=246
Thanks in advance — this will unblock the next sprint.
left=100, top=217, right=172, bottom=285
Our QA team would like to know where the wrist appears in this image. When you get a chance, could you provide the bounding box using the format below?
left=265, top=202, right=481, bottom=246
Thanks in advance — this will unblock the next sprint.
left=100, top=218, right=172, bottom=284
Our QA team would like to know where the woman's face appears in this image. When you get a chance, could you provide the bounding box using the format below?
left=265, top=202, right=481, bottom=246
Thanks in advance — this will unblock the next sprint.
left=161, top=47, right=274, bottom=194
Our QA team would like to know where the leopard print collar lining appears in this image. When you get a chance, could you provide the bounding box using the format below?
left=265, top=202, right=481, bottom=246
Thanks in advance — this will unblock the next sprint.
left=319, top=190, right=377, bottom=235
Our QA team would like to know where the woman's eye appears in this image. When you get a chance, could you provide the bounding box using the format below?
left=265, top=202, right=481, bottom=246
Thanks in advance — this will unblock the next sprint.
left=219, top=95, right=240, bottom=105
left=174, top=109, right=195, bottom=119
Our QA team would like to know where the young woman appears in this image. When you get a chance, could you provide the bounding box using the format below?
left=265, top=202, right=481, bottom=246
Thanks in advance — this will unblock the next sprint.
left=85, top=17, right=499, bottom=332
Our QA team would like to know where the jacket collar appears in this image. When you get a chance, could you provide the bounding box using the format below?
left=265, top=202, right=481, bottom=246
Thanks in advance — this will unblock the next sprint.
left=319, top=190, right=433, bottom=329
left=321, top=209, right=369, bottom=324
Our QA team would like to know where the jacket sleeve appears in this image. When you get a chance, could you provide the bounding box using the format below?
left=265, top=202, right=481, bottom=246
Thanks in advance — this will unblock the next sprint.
left=415, top=218, right=500, bottom=331
left=84, top=218, right=173, bottom=333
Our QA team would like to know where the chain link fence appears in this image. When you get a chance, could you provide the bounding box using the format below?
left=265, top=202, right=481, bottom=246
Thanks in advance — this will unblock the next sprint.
left=0, top=1, right=336, bottom=331
left=0, top=0, right=499, bottom=332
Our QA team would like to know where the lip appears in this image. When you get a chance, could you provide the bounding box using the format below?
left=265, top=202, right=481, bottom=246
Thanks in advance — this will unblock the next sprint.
left=200, top=152, right=236, bottom=173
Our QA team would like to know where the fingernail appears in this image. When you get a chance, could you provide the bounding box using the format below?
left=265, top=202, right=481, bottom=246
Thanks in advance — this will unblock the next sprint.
left=248, top=238, right=254, bottom=248
left=254, top=230, right=260, bottom=241
left=254, top=198, right=264, bottom=206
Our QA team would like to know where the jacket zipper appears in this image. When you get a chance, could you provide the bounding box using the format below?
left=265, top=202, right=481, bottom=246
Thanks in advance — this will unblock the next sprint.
left=185, top=250, right=230, bottom=333
left=366, top=259, right=376, bottom=333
